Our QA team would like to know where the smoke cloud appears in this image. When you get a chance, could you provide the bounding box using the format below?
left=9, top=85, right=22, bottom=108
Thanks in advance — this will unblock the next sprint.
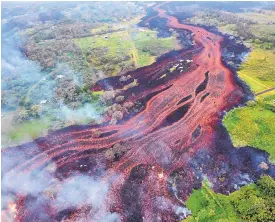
left=1, top=142, right=119, bottom=221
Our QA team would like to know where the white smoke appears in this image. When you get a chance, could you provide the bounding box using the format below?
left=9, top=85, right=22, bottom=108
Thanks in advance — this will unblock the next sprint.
left=147, top=140, right=173, bottom=167
left=60, top=103, right=103, bottom=125
left=1, top=147, right=119, bottom=221
left=155, top=196, right=192, bottom=220
left=55, top=175, right=109, bottom=210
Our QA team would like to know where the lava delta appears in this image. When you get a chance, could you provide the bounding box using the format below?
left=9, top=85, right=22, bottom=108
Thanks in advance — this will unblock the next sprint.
left=2, top=4, right=274, bottom=222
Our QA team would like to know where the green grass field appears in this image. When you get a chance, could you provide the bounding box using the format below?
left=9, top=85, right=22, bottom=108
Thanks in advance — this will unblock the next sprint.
left=74, top=30, right=133, bottom=75
left=223, top=94, right=275, bottom=162
left=74, top=28, right=180, bottom=75
left=75, top=31, right=132, bottom=58
left=223, top=46, right=275, bottom=162
left=4, top=117, right=52, bottom=146
left=132, top=29, right=179, bottom=67
left=185, top=181, right=240, bottom=222
left=185, top=176, right=275, bottom=221
left=238, top=48, right=275, bottom=94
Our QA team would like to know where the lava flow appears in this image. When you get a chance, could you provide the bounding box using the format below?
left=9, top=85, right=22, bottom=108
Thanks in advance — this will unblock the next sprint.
left=2, top=4, right=274, bottom=222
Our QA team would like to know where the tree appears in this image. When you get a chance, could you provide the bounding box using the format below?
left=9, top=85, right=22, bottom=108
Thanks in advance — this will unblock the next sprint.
left=30, top=105, right=43, bottom=117
left=257, top=175, right=275, bottom=197
left=16, top=109, right=29, bottom=122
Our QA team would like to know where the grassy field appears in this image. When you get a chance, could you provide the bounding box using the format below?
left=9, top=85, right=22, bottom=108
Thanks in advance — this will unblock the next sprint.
left=223, top=94, right=275, bottom=162
left=185, top=176, right=275, bottom=221
left=185, top=181, right=240, bottom=222
left=74, top=30, right=133, bottom=75
left=2, top=117, right=52, bottom=147
left=75, top=31, right=132, bottom=58
left=132, top=29, right=180, bottom=66
left=74, top=27, right=180, bottom=75
left=91, top=15, right=143, bottom=35
left=257, top=89, right=275, bottom=99
left=223, top=46, right=275, bottom=163
left=238, top=48, right=275, bottom=94
left=91, top=24, right=122, bottom=35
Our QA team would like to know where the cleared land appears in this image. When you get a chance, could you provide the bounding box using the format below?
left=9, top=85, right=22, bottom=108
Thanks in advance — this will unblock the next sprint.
left=74, top=30, right=133, bottom=75
left=238, top=48, right=275, bottom=93
left=74, top=27, right=180, bottom=74
left=132, top=29, right=180, bottom=66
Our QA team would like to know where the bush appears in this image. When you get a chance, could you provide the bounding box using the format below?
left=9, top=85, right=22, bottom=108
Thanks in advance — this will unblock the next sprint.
left=257, top=175, right=275, bottom=197
left=186, top=176, right=275, bottom=221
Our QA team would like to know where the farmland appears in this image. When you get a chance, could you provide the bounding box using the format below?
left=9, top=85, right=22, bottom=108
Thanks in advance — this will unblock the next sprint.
left=74, top=26, right=181, bottom=75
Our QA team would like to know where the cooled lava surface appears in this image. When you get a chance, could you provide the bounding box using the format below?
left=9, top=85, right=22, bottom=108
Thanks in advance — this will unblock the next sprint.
left=2, top=4, right=274, bottom=222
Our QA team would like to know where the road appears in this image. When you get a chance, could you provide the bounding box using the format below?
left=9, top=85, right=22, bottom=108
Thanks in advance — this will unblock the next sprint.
left=255, top=87, right=275, bottom=96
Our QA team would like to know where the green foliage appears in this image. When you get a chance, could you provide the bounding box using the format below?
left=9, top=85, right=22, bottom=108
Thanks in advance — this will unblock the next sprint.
left=250, top=24, right=275, bottom=49
left=257, top=175, right=275, bottom=197
left=230, top=177, right=275, bottom=222
left=74, top=31, right=133, bottom=75
left=190, top=9, right=275, bottom=49
left=185, top=176, right=275, bottom=222
left=223, top=94, right=275, bottom=162
left=133, top=30, right=178, bottom=66
left=74, top=29, right=180, bottom=74
left=185, top=182, right=241, bottom=222
left=7, top=117, right=52, bottom=143
left=252, top=39, right=273, bottom=50
left=223, top=47, right=275, bottom=162
left=238, top=48, right=275, bottom=93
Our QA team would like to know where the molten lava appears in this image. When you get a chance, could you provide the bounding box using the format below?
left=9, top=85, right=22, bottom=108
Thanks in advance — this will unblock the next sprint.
left=2, top=4, right=274, bottom=222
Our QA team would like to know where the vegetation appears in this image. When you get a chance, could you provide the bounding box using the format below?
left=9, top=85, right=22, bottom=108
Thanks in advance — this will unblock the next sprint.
left=74, top=31, right=134, bottom=76
left=223, top=94, right=275, bottom=162
left=185, top=175, right=275, bottom=221
left=250, top=25, right=275, bottom=50
left=216, top=9, right=275, bottom=163
left=189, top=8, right=275, bottom=49
left=237, top=9, right=275, bottom=25
left=74, top=28, right=180, bottom=75
left=2, top=5, right=163, bottom=147
left=3, top=117, right=52, bottom=146
left=132, top=29, right=180, bottom=66
left=238, top=48, right=275, bottom=93
left=223, top=44, right=275, bottom=163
